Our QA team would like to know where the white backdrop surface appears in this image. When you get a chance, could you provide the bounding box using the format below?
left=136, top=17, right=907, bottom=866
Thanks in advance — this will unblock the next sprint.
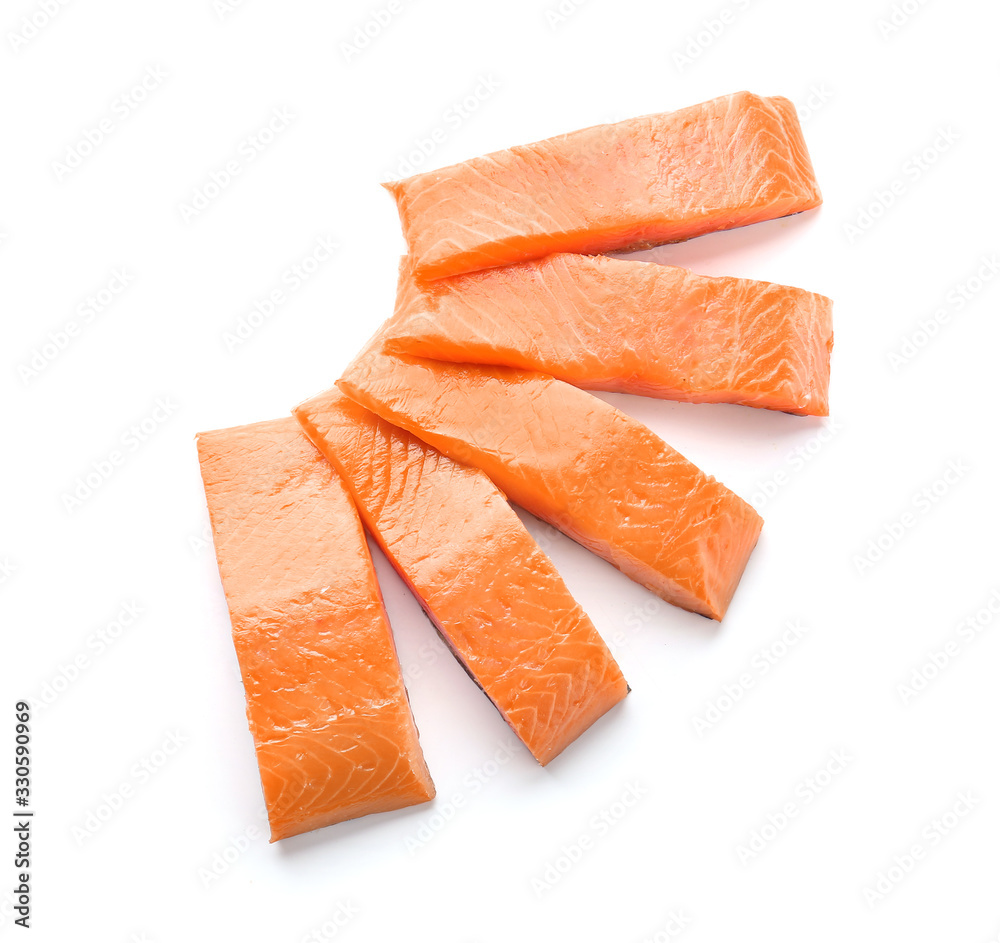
left=3, top=0, right=999, bottom=940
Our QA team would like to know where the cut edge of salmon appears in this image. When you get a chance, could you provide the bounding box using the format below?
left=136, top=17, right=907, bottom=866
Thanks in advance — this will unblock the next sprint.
left=383, top=252, right=834, bottom=417
left=385, top=91, right=823, bottom=281
left=196, top=418, right=435, bottom=842
left=292, top=394, right=630, bottom=765
left=335, top=352, right=764, bottom=623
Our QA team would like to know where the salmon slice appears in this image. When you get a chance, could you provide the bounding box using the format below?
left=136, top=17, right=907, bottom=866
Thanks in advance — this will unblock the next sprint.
left=386, top=91, right=821, bottom=280
left=293, top=391, right=628, bottom=765
left=338, top=352, right=763, bottom=621
left=196, top=418, right=434, bottom=841
left=383, top=253, right=834, bottom=416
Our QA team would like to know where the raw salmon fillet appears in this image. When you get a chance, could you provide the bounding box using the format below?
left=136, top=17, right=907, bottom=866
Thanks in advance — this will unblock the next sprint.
left=383, top=253, right=834, bottom=416
left=386, top=91, right=821, bottom=280
left=293, top=391, right=628, bottom=765
left=196, top=418, right=434, bottom=841
left=339, top=352, right=763, bottom=621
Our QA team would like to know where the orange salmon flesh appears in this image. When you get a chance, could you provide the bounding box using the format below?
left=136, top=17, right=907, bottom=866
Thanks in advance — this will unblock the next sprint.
left=294, top=391, right=629, bottom=765
left=196, top=418, right=435, bottom=841
left=386, top=91, right=821, bottom=280
left=339, top=348, right=763, bottom=622
left=384, top=252, right=833, bottom=415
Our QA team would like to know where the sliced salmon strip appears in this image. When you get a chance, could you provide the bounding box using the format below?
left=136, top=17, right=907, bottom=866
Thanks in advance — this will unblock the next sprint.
left=196, top=417, right=434, bottom=841
left=293, top=391, right=628, bottom=765
left=383, top=253, right=833, bottom=416
left=338, top=352, right=762, bottom=621
left=386, top=91, right=821, bottom=280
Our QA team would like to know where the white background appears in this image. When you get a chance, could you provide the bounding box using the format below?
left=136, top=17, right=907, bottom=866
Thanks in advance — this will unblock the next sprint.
left=3, top=0, right=999, bottom=939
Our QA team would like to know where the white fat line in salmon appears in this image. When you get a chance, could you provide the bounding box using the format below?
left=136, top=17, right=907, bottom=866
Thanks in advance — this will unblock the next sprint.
left=750, top=420, right=844, bottom=510
left=843, top=127, right=960, bottom=244
left=531, top=782, right=647, bottom=896
left=30, top=601, right=143, bottom=713
left=51, top=65, right=168, bottom=181
left=672, top=0, right=752, bottom=73
left=60, top=397, right=180, bottom=514
left=877, top=0, right=934, bottom=39
left=897, top=588, right=1000, bottom=706
left=862, top=791, right=979, bottom=908
left=222, top=236, right=338, bottom=352
left=340, top=0, right=406, bottom=63
left=735, top=750, right=852, bottom=866
left=404, top=739, right=518, bottom=855
left=853, top=459, right=970, bottom=576
left=18, top=267, right=134, bottom=384
left=887, top=254, right=1000, bottom=372
left=382, top=75, right=502, bottom=182
left=691, top=621, right=809, bottom=737
left=178, top=107, right=294, bottom=223
left=7, top=0, right=71, bottom=54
